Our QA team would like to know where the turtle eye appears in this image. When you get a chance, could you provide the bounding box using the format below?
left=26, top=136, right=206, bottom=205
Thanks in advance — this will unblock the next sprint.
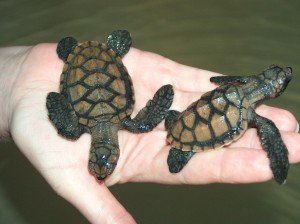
left=287, top=67, right=292, bottom=73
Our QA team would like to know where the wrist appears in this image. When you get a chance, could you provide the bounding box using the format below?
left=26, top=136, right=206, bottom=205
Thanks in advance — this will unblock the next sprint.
left=0, top=43, right=63, bottom=138
left=0, top=46, right=31, bottom=137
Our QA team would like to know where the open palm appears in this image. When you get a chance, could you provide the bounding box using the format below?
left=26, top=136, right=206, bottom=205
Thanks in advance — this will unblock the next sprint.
left=9, top=44, right=299, bottom=223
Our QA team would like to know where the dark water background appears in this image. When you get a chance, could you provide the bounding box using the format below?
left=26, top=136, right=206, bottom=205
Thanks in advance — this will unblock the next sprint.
left=1, top=0, right=300, bottom=223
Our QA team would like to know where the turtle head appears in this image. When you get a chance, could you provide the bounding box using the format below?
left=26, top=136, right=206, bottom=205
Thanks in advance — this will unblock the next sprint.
left=89, top=150, right=118, bottom=181
left=88, top=124, right=120, bottom=181
left=260, top=65, right=292, bottom=99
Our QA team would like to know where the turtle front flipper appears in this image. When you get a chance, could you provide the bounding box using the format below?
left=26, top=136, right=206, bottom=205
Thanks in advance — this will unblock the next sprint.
left=168, top=148, right=195, bottom=173
left=56, top=37, right=78, bottom=62
left=251, top=110, right=289, bottom=184
left=210, top=75, right=251, bottom=85
left=46, top=92, right=84, bottom=140
left=122, top=84, right=174, bottom=133
left=107, top=30, right=132, bottom=57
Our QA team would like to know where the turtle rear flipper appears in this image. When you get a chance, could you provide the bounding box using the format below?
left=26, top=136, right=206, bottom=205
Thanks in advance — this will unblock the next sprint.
left=165, top=110, right=180, bottom=130
left=168, top=148, right=195, bottom=173
left=46, top=92, right=84, bottom=140
left=107, top=30, right=132, bottom=57
left=122, top=84, right=174, bottom=133
left=56, top=37, right=78, bottom=62
left=252, top=111, right=289, bottom=184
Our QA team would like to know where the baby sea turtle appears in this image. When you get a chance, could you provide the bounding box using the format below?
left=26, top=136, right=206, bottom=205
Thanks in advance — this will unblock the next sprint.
left=165, top=65, right=292, bottom=184
left=46, top=30, right=174, bottom=180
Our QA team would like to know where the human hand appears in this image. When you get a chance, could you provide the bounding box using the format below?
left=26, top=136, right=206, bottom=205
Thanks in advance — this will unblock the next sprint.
left=3, top=44, right=299, bottom=223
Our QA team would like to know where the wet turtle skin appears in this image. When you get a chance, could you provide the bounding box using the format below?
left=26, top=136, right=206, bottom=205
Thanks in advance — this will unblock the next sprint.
left=46, top=30, right=174, bottom=180
left=165, top=65, right=292, bottom=184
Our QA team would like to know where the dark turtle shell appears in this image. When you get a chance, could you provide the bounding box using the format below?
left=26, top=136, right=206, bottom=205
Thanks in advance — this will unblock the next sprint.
left=60, top=41, right=134, bottom=127
left=167, top=84, right=248, bottom=152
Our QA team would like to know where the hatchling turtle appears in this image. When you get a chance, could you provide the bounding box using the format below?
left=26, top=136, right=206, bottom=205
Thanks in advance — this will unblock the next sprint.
left=46, top=30, right=174, bottom=180
left=165, top=65, right=292, bottom=184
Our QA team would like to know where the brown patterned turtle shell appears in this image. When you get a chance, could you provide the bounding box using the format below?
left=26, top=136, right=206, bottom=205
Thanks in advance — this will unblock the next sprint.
left=60, top=41, right=134, bottom=127
left=167, top=84, right=248, bottom=152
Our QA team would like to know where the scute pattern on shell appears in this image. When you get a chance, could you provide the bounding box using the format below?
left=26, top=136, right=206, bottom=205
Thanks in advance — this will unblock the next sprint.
left=167, top=84, right=248, bottom=152
left=60, top=41, right=134, bottom=127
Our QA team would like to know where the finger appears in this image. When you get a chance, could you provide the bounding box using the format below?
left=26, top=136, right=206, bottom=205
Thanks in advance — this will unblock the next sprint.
left=135, top=142, right=271, bottom=185
left=281, top=132, right=300, bottom=163
left=129, top=127, right=300, bottom=185
left=55, top=173, right=136, bottom=224
left=155, top=145, right=275, bottom=185
left=180, top=147, right=272, bottom=184
left=255, top=105, right=298, bottom=132
left=124, top=48, right=220, bottom=92
left=157, top=130, right=300, bottom=185
left=180, top=130, right=300, bottom=184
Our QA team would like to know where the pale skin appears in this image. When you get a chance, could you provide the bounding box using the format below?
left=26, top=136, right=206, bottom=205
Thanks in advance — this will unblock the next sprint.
left=0, top=43, right=299, bottom=224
